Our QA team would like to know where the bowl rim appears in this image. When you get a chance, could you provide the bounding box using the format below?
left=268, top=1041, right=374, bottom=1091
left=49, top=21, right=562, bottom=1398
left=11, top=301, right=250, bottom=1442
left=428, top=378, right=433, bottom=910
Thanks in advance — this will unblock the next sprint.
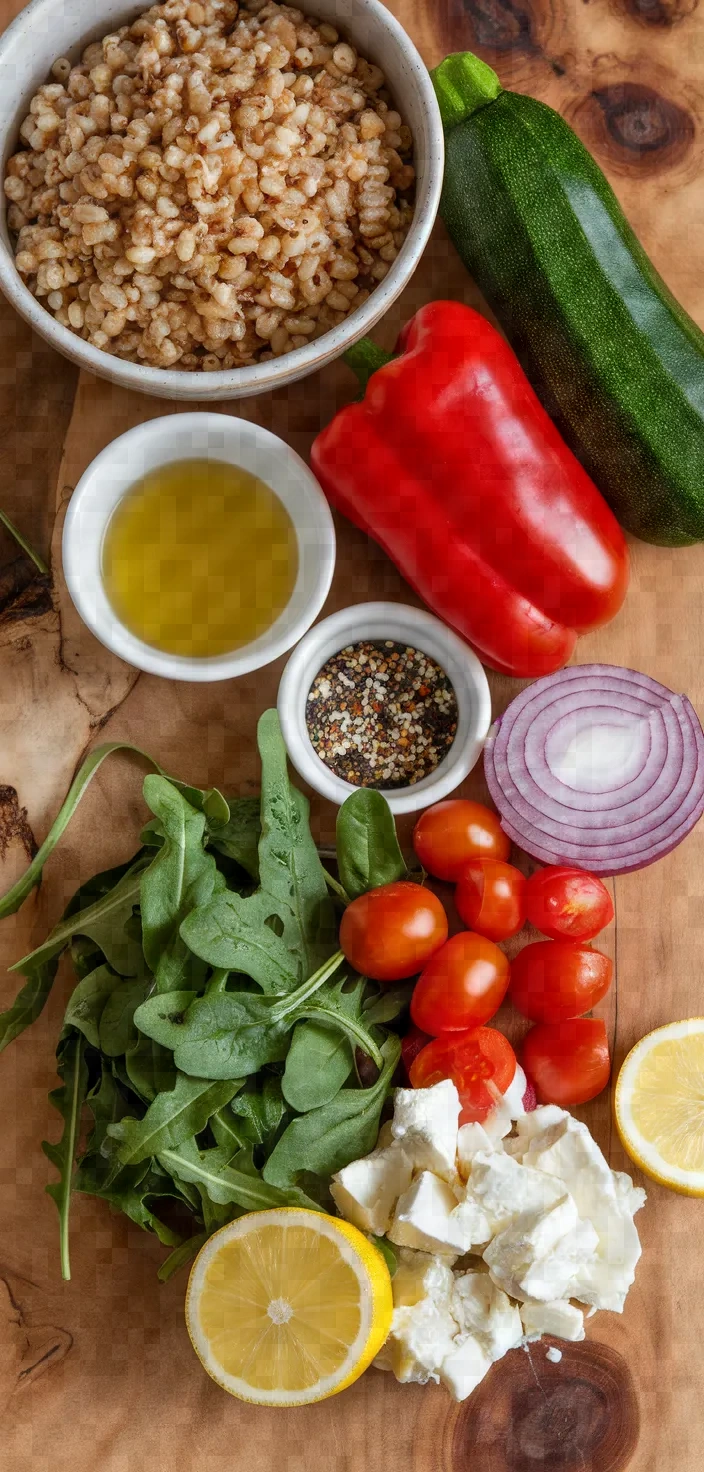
left=61, top=411, right=337, bottom=681
left=0, top=0, right=444, bottom=398
left=277, top=601, right=492, bottom=814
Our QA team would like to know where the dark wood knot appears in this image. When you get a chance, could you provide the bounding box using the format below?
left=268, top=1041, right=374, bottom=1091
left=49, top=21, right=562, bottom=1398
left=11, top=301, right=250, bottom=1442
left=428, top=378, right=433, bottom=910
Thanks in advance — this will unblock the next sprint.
left=437, top=0, right=536, bottom=53
left=452, top=1338, right=639, bottom=1472
left=568, top=83, right=695, bottom=177
left=617, top=0, right=697, bottom=24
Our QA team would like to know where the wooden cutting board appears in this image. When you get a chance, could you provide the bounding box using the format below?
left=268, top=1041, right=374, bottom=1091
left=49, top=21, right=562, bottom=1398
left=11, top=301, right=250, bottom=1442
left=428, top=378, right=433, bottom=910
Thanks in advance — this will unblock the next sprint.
left=2, top=2, right=704, bottom=1468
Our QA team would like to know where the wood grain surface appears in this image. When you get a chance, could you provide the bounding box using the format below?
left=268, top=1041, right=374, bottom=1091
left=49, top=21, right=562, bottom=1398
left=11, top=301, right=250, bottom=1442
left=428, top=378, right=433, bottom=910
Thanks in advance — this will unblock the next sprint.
left=1, top=1, right=703, bottom=1469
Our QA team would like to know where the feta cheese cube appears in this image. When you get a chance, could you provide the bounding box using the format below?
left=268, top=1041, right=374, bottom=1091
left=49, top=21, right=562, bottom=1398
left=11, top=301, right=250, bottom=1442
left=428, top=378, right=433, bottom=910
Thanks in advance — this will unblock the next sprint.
left=451, top=1272, right=523, bottom=1360
left=392, top=1250, right=454, bottom=1309
left=439, top=1334, right=493, bottom=1401
left=450, top=1194, right=493, bottom=1250
left=331, top=1142, right=413, bottom=1237
left=506, top=1106, right=569, bottom=1158
left=482, top=1065, right=529, bottom=1143
left=391, top=1080, right=460, bottom=1181
left=389, top=1172, right=466, bottom=1257
left=484, top=1195, right=599, bottom=1302
left=519, top=1299, right=585, bottom=1341
left=468, top=1150, right=565, bottom=1234
left=457, top=1122, right=496, bottom=1180
left=386, top=1298, right=459, bottom=1384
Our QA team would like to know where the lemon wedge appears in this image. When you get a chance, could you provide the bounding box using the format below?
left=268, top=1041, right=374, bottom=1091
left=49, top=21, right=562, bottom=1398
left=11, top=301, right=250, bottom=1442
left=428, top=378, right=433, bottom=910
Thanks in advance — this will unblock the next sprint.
left=185, top=1208, right=393, bottom=1406
left=615, top=1018, right=704, bottom=1195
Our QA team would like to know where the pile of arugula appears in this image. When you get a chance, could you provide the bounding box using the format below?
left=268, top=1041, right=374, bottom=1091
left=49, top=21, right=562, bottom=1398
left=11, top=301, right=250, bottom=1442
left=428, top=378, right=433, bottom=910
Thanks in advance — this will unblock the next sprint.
left=0, top=711, right=411, bottom=1281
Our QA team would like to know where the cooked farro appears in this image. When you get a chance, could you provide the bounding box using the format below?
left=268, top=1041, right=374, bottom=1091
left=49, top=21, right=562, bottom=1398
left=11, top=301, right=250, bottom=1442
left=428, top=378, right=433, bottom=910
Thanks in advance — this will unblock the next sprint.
left=4, top=0, right=415, bottom=370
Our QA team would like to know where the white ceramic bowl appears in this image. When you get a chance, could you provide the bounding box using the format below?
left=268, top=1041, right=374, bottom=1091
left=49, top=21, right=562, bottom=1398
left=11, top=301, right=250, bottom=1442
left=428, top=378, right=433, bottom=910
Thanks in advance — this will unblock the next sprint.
left=0, top=0, right=443, bottom=401
left=277, top=602, right=492, bottom=814
left=62, top=412, right=336, bottom=680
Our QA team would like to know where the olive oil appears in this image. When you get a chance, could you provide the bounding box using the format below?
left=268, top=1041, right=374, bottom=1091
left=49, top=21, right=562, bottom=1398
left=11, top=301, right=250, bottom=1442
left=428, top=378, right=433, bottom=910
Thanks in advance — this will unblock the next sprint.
left=102, top=459, right=298, bottom=658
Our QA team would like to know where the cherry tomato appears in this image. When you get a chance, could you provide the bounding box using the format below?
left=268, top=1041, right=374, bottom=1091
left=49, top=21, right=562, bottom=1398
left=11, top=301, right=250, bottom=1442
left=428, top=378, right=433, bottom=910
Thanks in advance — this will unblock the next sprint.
left=413, top=800, right=510, bottom=882
left=521, top=1018, right=611, bottom=1106
left=401, top=1024, right=432, bottom=1081
left=411, top=932, right=510, bottom=1034
left=339, top=881, right=448, bottom=983
left=455, top=858, right=527, bottom=942
left=410, top=1026, right=517, bottom=1123
left=524, top=866, right=613, bottom=942
left=509, top=940, right=612, bottom=1023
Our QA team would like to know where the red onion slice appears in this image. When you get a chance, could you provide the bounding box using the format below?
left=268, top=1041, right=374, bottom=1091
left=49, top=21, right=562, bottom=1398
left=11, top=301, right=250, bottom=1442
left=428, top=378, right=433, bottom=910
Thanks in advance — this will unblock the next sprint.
left=484, top=664, right=704, bottom=875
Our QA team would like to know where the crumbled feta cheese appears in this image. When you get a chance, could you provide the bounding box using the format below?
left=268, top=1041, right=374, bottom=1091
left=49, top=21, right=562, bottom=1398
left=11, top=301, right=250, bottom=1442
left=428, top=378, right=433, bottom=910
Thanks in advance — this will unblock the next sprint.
left=520, top=1111, right=645, bottom=1313
left=484, top=1196, right=599, bottom=1302
left=439, top=1334, right=493, bottom=1401
left=391, top=1080, right=460, bottom=1181
left=330, top=1142, right=412, bottom=1237
left=389, top=1171, right=469, bottom=1257
left=392, top=1250, right=454, bottom=1310
left=386, top=1298, right=459, bottom=1384
left=450, top=1194, right=492, bottom=1250
left=546, top=1346, right=563, bottom=1364
left=520, top=1299, right=585, bottom=1341
left=506, top=1105, right=568, bottom=1157
left=451, top=1272, right=523, bottom=1360
left=467, top=1150, right=566, bottom=1234
left=457, top=1122, right=496, bottom=1180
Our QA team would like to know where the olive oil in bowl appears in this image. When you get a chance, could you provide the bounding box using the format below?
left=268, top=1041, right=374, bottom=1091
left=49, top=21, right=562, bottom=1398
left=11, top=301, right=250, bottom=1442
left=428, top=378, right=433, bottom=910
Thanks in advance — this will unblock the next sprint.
left=102, top=458, right=298, bottom=659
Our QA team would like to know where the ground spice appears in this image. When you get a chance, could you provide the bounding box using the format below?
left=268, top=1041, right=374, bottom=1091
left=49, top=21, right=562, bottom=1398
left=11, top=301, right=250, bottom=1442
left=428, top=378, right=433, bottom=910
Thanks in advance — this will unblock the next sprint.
left=305, top=640, right=458, bottom=790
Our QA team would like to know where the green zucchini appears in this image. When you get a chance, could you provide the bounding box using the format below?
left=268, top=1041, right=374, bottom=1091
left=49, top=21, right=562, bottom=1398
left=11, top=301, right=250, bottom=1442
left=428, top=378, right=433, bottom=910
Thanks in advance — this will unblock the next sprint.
left=431, top=52, right=704, bottom=547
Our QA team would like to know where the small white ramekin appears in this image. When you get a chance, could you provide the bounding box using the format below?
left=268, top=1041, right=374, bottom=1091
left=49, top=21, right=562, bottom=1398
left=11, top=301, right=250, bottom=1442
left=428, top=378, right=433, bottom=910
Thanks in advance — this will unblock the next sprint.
left=277, top=602, right=492, bottom=814
left=62, top=412, right=336, bottom=681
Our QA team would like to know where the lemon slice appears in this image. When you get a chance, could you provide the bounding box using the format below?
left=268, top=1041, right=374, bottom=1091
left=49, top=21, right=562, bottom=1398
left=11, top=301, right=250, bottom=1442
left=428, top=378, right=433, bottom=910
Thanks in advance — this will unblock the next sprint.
left=185, top=1208, right=393, bottom=1406
left=615, top=1018, right=704, bottom=1195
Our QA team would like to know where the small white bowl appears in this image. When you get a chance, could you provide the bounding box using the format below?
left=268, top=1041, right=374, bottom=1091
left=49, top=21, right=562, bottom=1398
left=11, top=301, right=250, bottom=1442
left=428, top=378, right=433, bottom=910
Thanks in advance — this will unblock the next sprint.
left=277, top=602, right=492, bottom=814
left=62, top=412, right=336, bottom=681
left=0, top=0, right=443, bottom=401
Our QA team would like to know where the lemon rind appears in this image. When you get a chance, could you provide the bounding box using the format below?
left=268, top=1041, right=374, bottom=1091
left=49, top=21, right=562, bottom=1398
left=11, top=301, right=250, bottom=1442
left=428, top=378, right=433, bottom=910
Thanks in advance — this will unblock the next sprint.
left=614, top=1017, right=704, bottom=1197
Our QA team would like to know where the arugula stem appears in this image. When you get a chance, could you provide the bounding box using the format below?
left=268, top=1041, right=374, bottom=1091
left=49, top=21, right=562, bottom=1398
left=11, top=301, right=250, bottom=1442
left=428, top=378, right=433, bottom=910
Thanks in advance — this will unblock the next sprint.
left=0, top=508, right=49, bottom=575
left=321, top=867, right=350, bottom=905
left=300, top=1005, right=384, bottom=1069
left=270, top=949, right=344, bottom=1024
left=206, top=968, right=230, bottom=994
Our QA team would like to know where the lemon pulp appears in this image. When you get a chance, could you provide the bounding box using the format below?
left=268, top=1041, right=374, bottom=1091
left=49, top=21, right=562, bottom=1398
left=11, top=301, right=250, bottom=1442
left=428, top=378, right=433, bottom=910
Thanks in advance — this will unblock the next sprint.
left=102, top=458, right=298, bottom=658
left=615, top=1018, right=704, bottom=1193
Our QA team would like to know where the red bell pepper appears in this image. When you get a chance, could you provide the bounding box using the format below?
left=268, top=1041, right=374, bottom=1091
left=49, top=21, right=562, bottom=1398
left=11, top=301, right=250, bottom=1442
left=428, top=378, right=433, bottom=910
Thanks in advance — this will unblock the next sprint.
left=310, top=301, right=629, bottom=677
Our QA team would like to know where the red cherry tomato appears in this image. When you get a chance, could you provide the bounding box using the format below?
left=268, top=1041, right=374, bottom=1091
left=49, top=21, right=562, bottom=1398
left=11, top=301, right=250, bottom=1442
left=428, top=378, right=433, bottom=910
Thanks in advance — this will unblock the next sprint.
left=524, top=866, right=614, bottom=942
left=521, top=1018, right=611, bottom=1106
left=455, top=858, right=527, bottom=942
left=409, top=1026, right=517, bottom=1123
left=411, top=932, right=510, bottom=1035
left=413, top=800, right=510, bottom=882
left=509, top=940, right=612, bottom=1023
left=339, top=881, right=448, bottom=983
left=401, top=1025, right=431, bottom=1081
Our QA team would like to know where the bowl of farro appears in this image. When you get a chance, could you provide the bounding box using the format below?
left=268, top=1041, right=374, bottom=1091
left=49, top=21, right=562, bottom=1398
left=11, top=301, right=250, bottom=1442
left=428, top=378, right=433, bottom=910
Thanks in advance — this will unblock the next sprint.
left=0, top=0, right=442, bottom=399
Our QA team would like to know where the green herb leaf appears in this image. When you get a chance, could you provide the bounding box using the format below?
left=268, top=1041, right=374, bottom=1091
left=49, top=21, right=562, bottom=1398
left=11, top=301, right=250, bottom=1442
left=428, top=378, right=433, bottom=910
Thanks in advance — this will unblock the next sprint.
left=152, top=991, right=290, bottom=1080
left=140, top=776, right=220, bottom=993
left=181, top=888, right=299, bottom=994
left=263, top=1035, right=401, bottom=1189
left=12, top=861, right=147, bottom=979
left=63, top=964, right=122, bottom=1048
left=133, top=990, right=200, bottom=1050
left=336, top=789, right=406, bottom=900
left=0, top=955, right=61, bottom=1057
left=371, top=1236, right=398, bottom=1276
left=228, top=1074, right=288, bottom=1149
left=125, top=1035, right=178, bottom=1102
left=282, top=1021, right=353, bottom=1113
left=209, top=796, right=261, bottom=879
left=42, top=1033, right=89, bottom=1280
left=210, top=1106, right=250, bottom=1156
left=108, top=1073, right=242, bottom=1166
left=99, top=978, right=149, bottom=1057
left=362, top=980, right=415, bottom=1027
left=157, top=1233, right=208, bottom=1283
left=159, top=1136, right=322, bottom=1213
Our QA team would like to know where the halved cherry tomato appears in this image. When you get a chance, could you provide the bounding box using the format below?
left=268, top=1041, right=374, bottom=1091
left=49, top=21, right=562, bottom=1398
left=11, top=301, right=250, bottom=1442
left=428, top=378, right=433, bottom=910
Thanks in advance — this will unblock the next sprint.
left=524, top=866, right=613, bottom=942
left=339, top=880, right=448, bottom=983
left=413, top=800, right=510, bottom=882
left=401, top=1024, right=432, bottom=1081
left=409, top=1026, right=517, bottom=1123
left=521, top=1018, right=611, bottom=1106
left=509, top=940, right=612, bottom=1023
left=455, top=858, right=526, bottom=942
left=411, top=932, right=510, bottom=1034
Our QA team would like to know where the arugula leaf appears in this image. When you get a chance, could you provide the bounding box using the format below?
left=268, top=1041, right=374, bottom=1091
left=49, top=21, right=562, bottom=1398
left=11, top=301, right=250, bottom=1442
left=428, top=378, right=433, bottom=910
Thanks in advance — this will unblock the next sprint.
left=133, top=990, right=200, bottom=1049
left=64, top=964, right=121, bottom=1049
left=42, top=1033, right=89, bottom=1280
left=151, top=992, right=291, bottom=1080
left=0, top=954, right=61, bottom=1058
left=283, top=1021, right=353, bottom=1113
left=336, top=789, right=406, bottom=900
left=12, top=863, right=146, bottom=979
left=99, top=978, right=149, bottom=1058
left=157, top=1233, right=208, bottom=1284
left=263, top=1035, right=401, bottom=1189
left=125, top=1035, right=178, bottom=1102
left=362, top=980, right=415, bottom=1027
left=108, top=1074, right=242, bottom=1166
left=159, top=1136, right=323, bottom=1213
left=228, top=1074, right=288, bottom=1149
left=181, top=889, right=299, bottom=995
left=210, top=1106, right=250, bottom=1156
left=209, top=797, right=261, bottom=879
left=140, top=777, right=220, bottom=993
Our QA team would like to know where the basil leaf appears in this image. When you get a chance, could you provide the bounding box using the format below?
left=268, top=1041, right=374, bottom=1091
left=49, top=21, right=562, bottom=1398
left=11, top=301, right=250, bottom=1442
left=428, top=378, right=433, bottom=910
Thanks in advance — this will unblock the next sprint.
left=108, top=1074, right=242, bottom=1166
left=263, top=1035, right=401, bottom=1189
left=336, top=790, right=406, bottom=900
left=140, top=777, right=220, bottom=993
left=42, top=1033, right=89, bottom=1280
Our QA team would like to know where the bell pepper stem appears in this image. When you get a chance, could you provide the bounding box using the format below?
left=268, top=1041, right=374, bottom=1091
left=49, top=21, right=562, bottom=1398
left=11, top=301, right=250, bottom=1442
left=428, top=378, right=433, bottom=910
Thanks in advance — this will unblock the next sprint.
left=430, top=52, right=502, bottom=131
left=343, top=338, right=394, bottom=393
